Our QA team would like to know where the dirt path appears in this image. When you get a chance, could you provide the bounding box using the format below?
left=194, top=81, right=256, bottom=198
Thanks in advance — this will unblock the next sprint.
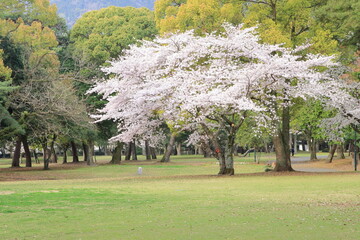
left=292, top=158, right=356, bottom=172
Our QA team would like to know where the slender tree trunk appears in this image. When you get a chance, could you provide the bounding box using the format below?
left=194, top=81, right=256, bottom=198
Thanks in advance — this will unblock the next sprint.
left=50, top=135, right=57, bottom=163
left=131, top=140, right=137, bottom=160
left=86, top=140, right=95, bottom=165
left=348, top=143, right=353, bottom=157
left=63, top=147, right=68, bottom=164
left=327, top=144, right=337, bottom=163
left=336, top=144, right=345, bottom=159
left=42, top=143, right=49, bottom=170
left=70, top=141, right=79, bottom=163
left=308, top=137, right=317, bottom=161
left=263, top=140, right=269, bottom=153
left=352, top=144, right=359, bottom=167
left=301, top=140, right=306, bottom=152
left=150, top=147, right=157, bottom=159
left=145, top=140, right=151, bottom=160
left=125, top=142, right=131, bottom=160
left=12, top=136, right=21, bottom=167
left=82, top=142, right=88, bottom=162
left=110, top=141, right=122, bottom=164
left=160, top=132, right=176, bottom=162
left=50, top=141, right=57, bottom=163
left=33, top=149, right=39, bottom=164
left=43, top=135, right=55, bottom=170
left=176, top=142, right=181, bottom=155
left=273, top=106, right=293, bottom=171
left=21, top=135, right=32, bottom=167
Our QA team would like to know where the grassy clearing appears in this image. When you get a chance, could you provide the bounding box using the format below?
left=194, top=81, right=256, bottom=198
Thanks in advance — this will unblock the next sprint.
left=0, top=154, right=359, bottom=239
left=1, top=173, right=360, bottom=240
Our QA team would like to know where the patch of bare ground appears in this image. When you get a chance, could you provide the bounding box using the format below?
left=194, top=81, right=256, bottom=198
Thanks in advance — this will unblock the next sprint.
left=294, top=158, right=356, bottom=172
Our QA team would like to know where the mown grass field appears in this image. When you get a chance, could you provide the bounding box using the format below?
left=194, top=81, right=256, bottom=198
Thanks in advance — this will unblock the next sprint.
left=0, top=154, right=359, bottom=240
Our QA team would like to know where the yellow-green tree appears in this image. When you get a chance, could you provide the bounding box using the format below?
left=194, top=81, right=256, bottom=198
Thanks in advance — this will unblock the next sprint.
left=241, top=0, right=338, bottom=54
left=155, top=0, right=243, bottom=35
left=0, top=0, right=58, bottom=26
left=154, top=0, right=338, bottom=54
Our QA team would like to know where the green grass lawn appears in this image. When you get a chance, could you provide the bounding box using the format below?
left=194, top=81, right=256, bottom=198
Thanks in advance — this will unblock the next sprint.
left=0, top=154, right=359, bottom=240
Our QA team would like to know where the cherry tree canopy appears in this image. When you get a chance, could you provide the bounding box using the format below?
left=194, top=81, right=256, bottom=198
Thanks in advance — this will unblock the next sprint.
left=90, top=24, right=345, bottom=173
left=323, top=81, right=360, bottom=134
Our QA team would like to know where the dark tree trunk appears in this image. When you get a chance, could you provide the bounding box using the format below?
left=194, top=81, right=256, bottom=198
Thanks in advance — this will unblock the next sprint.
left=21, top=135, right=32, bottom=167
left=12, top=136, right=21, bottom=167
left=336, top=144, right=345, bottom=159
left=301, top=140, right=306, bottom=152
left=86, top=140, right=95, bottom=166
left=43, top=135, right=56, bottom=170
left=273, top=106, right=293, bottom=171
left=63, top=148, right=68, bottom=164
left=220, top=132, right=235, bottom=175
left=150, top=147, right=157, bottom=159
left=352, top=148, right=359, bottom=168
left=308, top=137, right=317, bottom=161
left=200, top=140, right=213, bottom=158
left=293, top=133, right=298, bottom=154
left=160, top=132, right=176, bottom=162
left=145, top=140, right=151, bottom=160
left=33, top=149, right=39, bottom=164
left=42, top=143, right=49, bottom=170
left=50, top=141, right=57, bottom=163
left=131, top=140, right=137, bottom=160
left=327, top=144, right=337, bottom=163
left=82, top=142, right=88, bottom=162
left=110, top=141, right=122, bottom=164
left=200, top=123, right=226, bottom=173
left=70, top=141, right=79, bottom=163
left=62, top=143, right=69, bottom=164
left=125, top=142, right=131, bottom=160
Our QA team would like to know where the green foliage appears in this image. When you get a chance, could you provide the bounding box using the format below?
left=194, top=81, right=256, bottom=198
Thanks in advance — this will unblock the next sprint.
left=235, top=115, right=272, bottom=149
left=70, top=6, right=157, bottom=67
left=291, top=99, right=335, bottom=140
left=0, top=50, right=24, bottom=141
left=0, top=50, right=12, bottom=82
left=315, top=0, right=360, bottom=49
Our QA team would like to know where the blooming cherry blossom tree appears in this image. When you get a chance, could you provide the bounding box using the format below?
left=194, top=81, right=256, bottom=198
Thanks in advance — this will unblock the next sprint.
left=90, top=24, right=344, bottom=174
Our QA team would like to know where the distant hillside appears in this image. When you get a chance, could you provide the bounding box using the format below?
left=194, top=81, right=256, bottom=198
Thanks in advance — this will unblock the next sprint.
left=50, top=0, right=155, bottom=27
